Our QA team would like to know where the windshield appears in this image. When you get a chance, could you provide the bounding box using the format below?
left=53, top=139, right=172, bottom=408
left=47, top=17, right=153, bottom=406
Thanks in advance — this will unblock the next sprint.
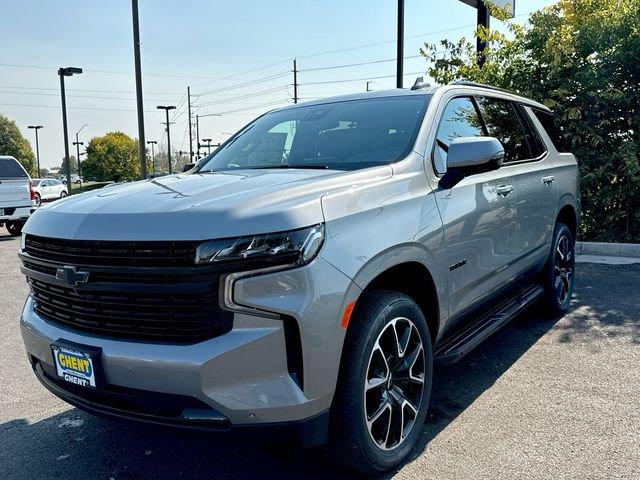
left=198, top=95, right=430, bottom=173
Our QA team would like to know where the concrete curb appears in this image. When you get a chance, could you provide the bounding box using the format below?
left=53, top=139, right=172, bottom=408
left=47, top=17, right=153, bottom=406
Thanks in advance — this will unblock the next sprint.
left=576, top=242, right=640, bottom=258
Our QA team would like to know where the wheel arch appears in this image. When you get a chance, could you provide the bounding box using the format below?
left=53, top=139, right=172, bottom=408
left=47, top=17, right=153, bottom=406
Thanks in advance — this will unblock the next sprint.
left=556, top=196, right=579, bottom=240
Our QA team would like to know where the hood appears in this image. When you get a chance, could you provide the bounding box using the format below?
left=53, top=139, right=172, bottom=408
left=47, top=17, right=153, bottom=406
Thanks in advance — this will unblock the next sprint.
left=24, top=169, right=346, bottom=241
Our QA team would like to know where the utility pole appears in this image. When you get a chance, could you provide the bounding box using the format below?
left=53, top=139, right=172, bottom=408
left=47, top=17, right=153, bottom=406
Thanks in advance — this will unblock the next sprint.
left=131, top=0, right=147, bottom=179
left=187, top=86, right=194, bottom=161
left=28, top=125, right=43, bottom=175
left=157, top=105, right=176, bottom=174
left=58, top=67, right=82, bottom=190
left=396, top=0, right=404, bottom=88
left=293, top=59, right=298, bottom=104
left=147, top=141, right=157, bottom=175
left=74, top=124, right=87, bottom=182
left=476, top=1, right=490, bottom=68
left=201, top=138, right=213, bottom=155
left=196, top=114, right=201, bottom=158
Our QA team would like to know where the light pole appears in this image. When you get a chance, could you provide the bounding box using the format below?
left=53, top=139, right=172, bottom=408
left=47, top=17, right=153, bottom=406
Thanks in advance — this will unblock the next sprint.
left=157, top=105, right=176, bottom=174
left=147, top=140, right=157, bottom=175
left=58, top=67, right=82, bottom=189
left=74, top=123, right=87, bottom=182
left=201, top=138, right=213, bottom=155
left=27, top=125, right=43, bottom=175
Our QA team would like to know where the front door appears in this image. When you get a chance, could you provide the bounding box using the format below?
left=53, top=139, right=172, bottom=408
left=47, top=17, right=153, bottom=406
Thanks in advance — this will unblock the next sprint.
left=431, top=96, right=519, bottom=319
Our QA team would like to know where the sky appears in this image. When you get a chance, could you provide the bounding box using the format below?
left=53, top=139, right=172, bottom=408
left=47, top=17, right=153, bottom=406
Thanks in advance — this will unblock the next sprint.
left=2, top=0, right=555, bottom=171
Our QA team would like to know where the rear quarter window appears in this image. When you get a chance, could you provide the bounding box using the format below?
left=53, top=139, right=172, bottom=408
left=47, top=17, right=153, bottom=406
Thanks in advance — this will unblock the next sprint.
left=532, top=109, right=570, bottom=152
left=0, top=157, right=28, bottom=178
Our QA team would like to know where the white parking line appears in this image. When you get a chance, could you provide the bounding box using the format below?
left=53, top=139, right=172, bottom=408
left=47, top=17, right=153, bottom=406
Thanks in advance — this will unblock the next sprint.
left=576, top=254, right=640, bottom=265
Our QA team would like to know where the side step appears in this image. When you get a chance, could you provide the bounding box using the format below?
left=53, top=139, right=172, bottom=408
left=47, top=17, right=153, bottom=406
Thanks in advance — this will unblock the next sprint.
left=433, top=284, right=543, bottom=367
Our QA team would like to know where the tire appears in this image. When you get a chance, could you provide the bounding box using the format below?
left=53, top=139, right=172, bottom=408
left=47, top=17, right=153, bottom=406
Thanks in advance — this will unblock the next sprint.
left=541, top=223, right=576, bottom=315
left=6, top=221, right=23, bottom=237
left=326, top=291, right=433, bottom=475
left=60, top=191, right=68, bottom=199
left=34, top=193, right=41, bottom=207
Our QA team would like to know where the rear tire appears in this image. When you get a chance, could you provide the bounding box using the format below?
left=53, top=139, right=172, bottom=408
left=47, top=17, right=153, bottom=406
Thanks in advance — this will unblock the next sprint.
left=60, top=191, right=68, bottom=199
left=541, top=223, right=575, bottom=315
left=326, top=291, right=433, bottom=475
left=6, top=221, right=23, bottom=237
left=34, top=193, right=41, bottom=207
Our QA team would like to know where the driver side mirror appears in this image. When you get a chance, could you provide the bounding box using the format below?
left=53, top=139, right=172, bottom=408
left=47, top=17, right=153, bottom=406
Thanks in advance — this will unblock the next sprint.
left=439, top=137, right=505, bottom=189
left=182, top=162, right=196, bottom=172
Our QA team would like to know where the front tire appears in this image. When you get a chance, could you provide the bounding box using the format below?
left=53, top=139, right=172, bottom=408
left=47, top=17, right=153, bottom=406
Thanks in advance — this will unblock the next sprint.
left=6, top=221, right=23, bottom=237
left=60, top=191, right=68, bottom=199
left=34, top=193, right=41, bottom=207
left=542, top=223, right=575, bottom=315
left=326, top=291, right=433, bottom=475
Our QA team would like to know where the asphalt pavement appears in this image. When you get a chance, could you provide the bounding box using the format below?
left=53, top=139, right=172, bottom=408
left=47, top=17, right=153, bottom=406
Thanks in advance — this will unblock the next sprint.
left=1, top=226, right=638, bottom=480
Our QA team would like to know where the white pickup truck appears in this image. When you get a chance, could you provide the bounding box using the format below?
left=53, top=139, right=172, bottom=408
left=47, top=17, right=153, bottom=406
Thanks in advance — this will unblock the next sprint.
left=0, top=155, right=34, bottom=236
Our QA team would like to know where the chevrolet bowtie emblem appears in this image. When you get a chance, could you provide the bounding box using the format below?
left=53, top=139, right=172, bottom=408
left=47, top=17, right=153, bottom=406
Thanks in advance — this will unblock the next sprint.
left=55, top=265, right=90, bottom=287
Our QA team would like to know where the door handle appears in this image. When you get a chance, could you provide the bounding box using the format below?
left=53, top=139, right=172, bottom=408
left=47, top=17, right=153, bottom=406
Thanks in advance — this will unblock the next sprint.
left=496, top=185, right=514, bottom=197
left=542, top=175, right=555, bottom=185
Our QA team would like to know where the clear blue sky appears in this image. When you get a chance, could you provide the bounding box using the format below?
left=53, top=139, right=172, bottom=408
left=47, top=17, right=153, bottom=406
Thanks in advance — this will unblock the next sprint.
left=1, top=0, right=554, bottom=170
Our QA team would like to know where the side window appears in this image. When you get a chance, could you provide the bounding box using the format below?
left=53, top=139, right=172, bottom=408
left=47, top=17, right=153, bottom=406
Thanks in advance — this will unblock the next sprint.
left=532, top=109, right=569, bottom=152
left=476, top=97, right=531, bottom=163
left=515, top=105, right=547, bottom=158
left=433, top=97, right=485, bottom=174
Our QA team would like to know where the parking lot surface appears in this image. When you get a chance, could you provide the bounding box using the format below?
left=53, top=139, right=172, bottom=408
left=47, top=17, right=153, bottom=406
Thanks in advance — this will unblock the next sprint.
left=1, top=226, right=638, bottom=480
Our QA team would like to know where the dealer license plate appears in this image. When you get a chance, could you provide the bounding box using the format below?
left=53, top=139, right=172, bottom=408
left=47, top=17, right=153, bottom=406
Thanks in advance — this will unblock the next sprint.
left=51, top=342, right=99, bottom=388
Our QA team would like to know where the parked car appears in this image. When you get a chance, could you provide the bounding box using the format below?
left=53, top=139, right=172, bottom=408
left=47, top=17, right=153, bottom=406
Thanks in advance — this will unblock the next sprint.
left=0, top=155, right=34, bottom=236
left=18, top=82, right=580, bottom=474
left=31, top=178, right=68, bottom=206
left=60, top=173, right=82, bottom=184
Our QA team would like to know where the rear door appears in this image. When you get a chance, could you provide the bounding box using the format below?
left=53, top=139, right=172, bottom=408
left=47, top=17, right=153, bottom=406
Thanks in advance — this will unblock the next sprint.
left=475, top=97, right=557, bottom=272
left=0, top=157, right=30, bottom=208
left=431, top=96, right=519, bottom=319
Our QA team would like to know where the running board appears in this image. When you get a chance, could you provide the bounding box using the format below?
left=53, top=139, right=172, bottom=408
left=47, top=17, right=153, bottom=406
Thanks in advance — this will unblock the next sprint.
left=433, top=284, right=543, bottom=367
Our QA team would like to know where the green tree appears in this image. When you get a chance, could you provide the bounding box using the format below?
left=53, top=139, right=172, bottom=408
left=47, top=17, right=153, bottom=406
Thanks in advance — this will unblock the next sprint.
left=421, top=0, right=640, bottom=242
left=83, top=132, right=143, bottom=182
left=60, top=155, right=78, bottom=175
left=0, top=114, right=37, bottom=176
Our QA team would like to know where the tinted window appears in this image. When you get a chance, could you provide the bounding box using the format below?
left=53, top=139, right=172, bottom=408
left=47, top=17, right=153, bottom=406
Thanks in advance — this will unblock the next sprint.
left=476, top=97, right=531, bottom=163
left=532, top=109, right=569, bottom=152
left=515, top=105, right=547, bottom=158
left=0, top=157, right=28, bottom=178
left=198, top=96, right=431, bottom=173
left=51, top=179, right=61, bottom=185
left=433, top=97, right=485, bottom=173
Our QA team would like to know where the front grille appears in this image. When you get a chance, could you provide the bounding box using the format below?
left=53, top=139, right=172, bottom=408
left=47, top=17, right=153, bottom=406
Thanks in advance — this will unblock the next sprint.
left=22, top=235, right=234, bottom=343
left=24, top=234, right=199, bottom=267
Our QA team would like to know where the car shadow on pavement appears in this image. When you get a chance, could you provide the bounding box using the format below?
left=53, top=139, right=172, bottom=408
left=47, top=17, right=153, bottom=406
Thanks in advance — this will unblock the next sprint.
left=1, top=263, right=637, bottom=480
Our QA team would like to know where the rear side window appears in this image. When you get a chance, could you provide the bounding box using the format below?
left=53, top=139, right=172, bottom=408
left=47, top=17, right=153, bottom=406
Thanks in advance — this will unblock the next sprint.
left=0, top=157, right=28, bottom=178
left=476, top=97, right=531, bottom=163
left=433, top=97, right=485, bottom=173
left=532, top=109, right=569, bottom=152
left=515, top=105, right=547, bottom=158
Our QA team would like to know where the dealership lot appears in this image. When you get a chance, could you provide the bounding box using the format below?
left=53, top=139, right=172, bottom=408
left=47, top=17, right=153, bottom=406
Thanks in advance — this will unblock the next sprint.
left=1, top=227, right=638, bottom=480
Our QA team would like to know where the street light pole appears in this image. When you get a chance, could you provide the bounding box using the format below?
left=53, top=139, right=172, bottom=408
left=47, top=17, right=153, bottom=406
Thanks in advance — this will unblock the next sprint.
left=396, top=0, right=404, bottom=88
left=27, top=125, right=43, bottom=175
left=74, top=123, right=87, bottom=182
left=146, top=140, right=157, bottom=175
left=157, top=105, right=176, bottom=174
left=58, top=67, right=82, bottom=190
left=195, top=114, right=200, bottom=159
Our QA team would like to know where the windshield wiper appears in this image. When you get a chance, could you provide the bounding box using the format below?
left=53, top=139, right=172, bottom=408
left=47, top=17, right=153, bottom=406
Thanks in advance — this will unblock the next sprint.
left=246, top=163, right=330, bottom=170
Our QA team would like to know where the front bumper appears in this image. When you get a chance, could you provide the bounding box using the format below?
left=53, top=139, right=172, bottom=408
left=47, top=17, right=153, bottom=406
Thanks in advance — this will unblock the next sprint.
left=20, top=256, right=360, bottom=443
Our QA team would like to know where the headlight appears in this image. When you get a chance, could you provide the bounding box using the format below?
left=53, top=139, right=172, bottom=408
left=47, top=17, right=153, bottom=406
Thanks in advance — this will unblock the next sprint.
left=195, top=224, right=324, bottom=267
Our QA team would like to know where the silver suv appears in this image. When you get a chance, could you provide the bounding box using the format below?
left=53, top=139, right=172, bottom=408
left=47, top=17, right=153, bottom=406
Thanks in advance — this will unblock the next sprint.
left=19, top=82, right=579, bottom=474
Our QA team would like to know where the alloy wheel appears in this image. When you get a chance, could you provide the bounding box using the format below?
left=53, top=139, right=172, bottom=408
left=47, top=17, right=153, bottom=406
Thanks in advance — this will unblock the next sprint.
left=364, top=317, right=425, bottom=451
left=554, top=235, right=574, bottom=304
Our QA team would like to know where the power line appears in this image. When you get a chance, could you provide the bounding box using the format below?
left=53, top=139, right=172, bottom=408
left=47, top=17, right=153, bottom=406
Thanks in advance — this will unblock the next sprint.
left=195, top=86, right=288, bottom=107
left=0, top=102, right=157, bottom=113
left=298, top=71, right=425, bottom=87
left=191, top=59, right=292, bottom=88
left=195, top=71, right=290, bottom=96
left=0, top=85, right=184, bottom=96
left=299, top=55, right=422, bottom=73
left=0, top=89, right=181, bottom=103
left=200, top=99, right=291, bottom=117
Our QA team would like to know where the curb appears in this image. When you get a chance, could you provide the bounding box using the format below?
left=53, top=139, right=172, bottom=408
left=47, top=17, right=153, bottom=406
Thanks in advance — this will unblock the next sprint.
left=576, top=242, right=640, bottom=258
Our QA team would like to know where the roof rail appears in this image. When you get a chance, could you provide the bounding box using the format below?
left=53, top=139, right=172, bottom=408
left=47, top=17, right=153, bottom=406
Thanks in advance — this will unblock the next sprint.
left=450, top=80, right=514, bottom=95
